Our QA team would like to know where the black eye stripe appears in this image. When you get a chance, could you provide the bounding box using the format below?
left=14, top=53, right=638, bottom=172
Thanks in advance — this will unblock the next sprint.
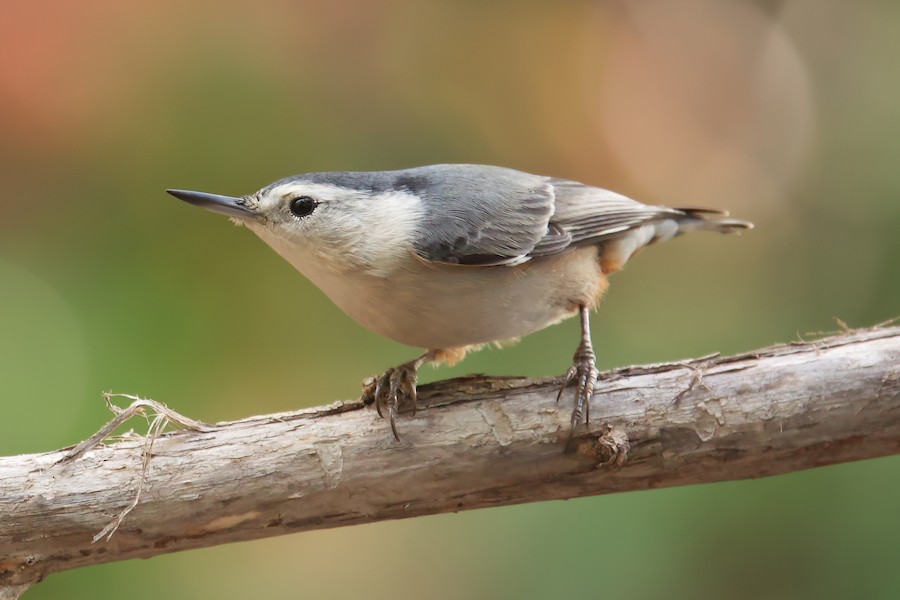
left=289, top=196, right=318, bottom=218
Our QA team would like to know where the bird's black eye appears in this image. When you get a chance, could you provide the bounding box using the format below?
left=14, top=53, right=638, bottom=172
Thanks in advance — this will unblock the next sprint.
left=289, top=196, right=318, bottom=218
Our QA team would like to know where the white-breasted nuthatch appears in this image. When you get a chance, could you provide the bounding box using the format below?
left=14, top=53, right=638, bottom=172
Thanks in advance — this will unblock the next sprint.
left=168, top=164, right=752, bottom=447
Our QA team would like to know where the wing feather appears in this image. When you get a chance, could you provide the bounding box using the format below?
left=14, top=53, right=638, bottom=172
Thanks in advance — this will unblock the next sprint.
left=529, top=179, right=680, bottom=258
left=410, top=165, right=554, bottom=266
left=410, top=167, right=684, bottom=266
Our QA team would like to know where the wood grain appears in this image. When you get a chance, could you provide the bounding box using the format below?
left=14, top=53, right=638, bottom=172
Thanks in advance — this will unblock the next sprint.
left=1, top=326, right=898, bottom=592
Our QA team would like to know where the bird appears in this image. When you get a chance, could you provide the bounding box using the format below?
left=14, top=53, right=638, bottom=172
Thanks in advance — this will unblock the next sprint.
left=167, top=164, right=752, bottom=448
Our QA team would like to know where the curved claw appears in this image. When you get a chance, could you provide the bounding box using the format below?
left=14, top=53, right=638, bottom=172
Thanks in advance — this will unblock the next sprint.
left=578, top=371, right=591, bottom=424
left=388, top=403, right=400, bottom=441
left=562, top=350, right=599, bottom=452
left=584, top=385, right=592, bottom=424
left=556, top=365, right=577, bottom=403
left=408, top=376, right=418, bottom=416
left=385, top=371, right=403, bottom=440
left=565, top=371, right=596, bottom=452
left=367, top=355, right=427, bottom=441
left=373, top=372, right=389, bottom=418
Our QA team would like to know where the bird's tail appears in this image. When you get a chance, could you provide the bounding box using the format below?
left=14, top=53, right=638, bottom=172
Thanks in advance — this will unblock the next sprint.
left=674, top=208, right=754, bottom=234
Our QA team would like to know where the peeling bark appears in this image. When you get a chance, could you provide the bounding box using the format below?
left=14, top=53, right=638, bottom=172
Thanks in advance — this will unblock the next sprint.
left=1, top=326, right=898, bottom=591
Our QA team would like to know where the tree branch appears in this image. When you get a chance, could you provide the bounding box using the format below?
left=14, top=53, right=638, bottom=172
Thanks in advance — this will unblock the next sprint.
left=1, top=326, right=898, bottom=591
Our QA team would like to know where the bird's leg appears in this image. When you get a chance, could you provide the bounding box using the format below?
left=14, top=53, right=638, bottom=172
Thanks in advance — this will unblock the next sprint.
left=365, top=351, right=433, bottom=441
left=557, top=305, right=600, bottom=451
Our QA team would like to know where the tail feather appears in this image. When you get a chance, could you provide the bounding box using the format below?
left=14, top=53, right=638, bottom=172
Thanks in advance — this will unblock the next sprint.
left=675, top=207, right=754, bottom=234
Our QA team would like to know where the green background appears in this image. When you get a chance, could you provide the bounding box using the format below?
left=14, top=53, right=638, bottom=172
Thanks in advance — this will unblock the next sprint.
left=1, top=1, right=898, bottom=598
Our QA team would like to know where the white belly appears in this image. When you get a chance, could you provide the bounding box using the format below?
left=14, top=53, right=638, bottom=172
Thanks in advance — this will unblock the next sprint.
left=294, top=247, right=606, bottom=349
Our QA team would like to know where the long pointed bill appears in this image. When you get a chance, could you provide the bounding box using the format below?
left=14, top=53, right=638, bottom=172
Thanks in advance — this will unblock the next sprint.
left=166, top=189, right=261, bottom=222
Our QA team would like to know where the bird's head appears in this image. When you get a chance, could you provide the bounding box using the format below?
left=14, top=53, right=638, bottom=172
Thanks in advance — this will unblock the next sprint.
left=167, top=173, right=422, bottom=276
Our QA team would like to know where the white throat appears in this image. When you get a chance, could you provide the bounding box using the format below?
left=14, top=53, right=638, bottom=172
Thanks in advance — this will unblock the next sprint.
left=246, top=188, right=423, bottom=279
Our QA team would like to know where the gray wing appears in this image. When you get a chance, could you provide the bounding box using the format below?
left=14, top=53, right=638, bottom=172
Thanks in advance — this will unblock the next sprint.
left=529, top=178, right=683, bottom=259
left=409, top=165, right=555, bottom=266
left=411, top=166, right=685, bottom=266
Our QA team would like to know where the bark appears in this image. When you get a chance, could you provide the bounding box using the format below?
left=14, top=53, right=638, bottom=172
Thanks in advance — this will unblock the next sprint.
left=1, top=326, right=898, bottom=593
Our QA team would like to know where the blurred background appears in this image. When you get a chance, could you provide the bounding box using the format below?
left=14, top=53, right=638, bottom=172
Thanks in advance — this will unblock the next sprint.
left=1, top=0, right=898, bottom=598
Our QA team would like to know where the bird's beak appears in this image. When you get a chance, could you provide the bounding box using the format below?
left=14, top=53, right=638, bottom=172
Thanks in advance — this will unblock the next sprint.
left=166, top=189, right=261, bottom=222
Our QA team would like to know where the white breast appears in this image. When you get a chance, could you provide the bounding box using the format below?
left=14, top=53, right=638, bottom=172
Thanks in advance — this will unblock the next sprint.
left=253, top=240, right=605, bottom=350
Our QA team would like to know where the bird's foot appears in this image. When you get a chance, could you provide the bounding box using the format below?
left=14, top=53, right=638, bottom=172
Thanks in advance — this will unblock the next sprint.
left=557, top=342, right=599, bottom=452
left=362, top=359, right=421, bottom=441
